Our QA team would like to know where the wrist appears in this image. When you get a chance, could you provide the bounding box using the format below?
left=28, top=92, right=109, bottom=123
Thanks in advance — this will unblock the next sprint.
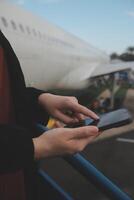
left=38, top=93, right=50, bottom=106
left=33, top=136, right=51, bottom=160
left=33, top=138, right=41, bottom=160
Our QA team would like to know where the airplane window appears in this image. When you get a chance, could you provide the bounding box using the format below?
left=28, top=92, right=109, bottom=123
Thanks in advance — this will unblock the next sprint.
left=19, top=24, right=24, bottom=33
left=1, top=17, right=8, bottom=27
left=26, top=26, right=31, bottom=34
left=11, top=20, right=17, bottom=30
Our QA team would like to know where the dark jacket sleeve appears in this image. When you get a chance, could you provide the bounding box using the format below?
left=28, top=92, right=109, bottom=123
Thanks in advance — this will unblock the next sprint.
left=24, top=87, right=49, bottom=125
left=0, top=124, right=34, bottom=173
left=0, top=30, right=49, bottom=173
left=0, top=30, right=49, bottom=126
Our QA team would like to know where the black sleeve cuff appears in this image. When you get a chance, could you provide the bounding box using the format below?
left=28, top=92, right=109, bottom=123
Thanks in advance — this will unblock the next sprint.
left=25, top=87, right=49, bottom=125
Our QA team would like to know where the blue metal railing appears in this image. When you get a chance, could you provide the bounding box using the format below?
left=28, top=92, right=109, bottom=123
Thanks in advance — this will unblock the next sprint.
left=64, top=154, right=132, bottom=200
left=37, top=124, right=73, bottom=200
left=38, top=169, right=73, bottom=200
left=37, top=124, right=132, bottom=200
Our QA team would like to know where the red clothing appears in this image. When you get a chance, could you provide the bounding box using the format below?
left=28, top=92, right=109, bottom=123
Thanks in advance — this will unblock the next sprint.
left=0, top=171, right=26, bottom=200
left=0, top=47, right=26, bottom=200
left=0, top=47, right=15, bottom=123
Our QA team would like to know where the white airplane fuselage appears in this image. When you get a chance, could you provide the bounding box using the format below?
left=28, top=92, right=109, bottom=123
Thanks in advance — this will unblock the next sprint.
left=0, top=1, right=109, bottom=90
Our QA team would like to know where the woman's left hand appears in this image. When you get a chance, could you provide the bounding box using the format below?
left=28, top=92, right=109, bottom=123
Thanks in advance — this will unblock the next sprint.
left=38, top=93, right=99, bottom=124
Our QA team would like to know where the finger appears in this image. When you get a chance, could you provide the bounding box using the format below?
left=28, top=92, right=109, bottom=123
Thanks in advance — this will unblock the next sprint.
left=54, top=121, right=64, bottom=128
left=69, top=102, right=99, bottom=120
left=64, top=110, right=84, bottom=123
left=55, top=110, right=76, bottom=124
left=74, top=113, right=85, bottom=121
left=69, top=135, right=98, bottom=153
left=70, top=96, right=78, bottom=103
left=79, top=135, right=97, bottom=147
left=68, top=126, right=99, bottom=140
left=86, top=133, right=99, bottom=144
left=64, top=111, right=79, bottom=122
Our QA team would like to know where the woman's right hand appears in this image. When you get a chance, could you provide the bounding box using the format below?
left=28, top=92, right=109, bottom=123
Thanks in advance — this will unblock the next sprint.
left=33, top=126, right=99, bottom=160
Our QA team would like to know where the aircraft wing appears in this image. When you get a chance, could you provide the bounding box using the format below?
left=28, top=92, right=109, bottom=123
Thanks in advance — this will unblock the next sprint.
left=57, top=61, right=134, bottom=89
left=56, top=63, right=99, bottom=89
left=91, top=61, right=134, bottom=77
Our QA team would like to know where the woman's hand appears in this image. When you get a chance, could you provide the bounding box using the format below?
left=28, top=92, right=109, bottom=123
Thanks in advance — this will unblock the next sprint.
left=38, top=93, right=99, bottom=124
left=33, top=126, right=99, bottom=160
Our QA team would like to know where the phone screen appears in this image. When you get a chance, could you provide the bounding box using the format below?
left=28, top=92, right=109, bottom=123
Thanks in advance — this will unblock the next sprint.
left=85, top=108, right=132, bottom=131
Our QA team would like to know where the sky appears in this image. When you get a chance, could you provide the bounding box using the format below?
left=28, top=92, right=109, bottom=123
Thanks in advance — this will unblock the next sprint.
left=8, top=0, right=134, bottom=55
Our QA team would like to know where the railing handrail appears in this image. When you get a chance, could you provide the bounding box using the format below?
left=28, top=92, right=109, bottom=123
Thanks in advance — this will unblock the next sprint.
left=38, top=169, right=73, bottom=200
left=37, top=124, right=132, bottom=200
left=64, top=154, right=132, bottom=200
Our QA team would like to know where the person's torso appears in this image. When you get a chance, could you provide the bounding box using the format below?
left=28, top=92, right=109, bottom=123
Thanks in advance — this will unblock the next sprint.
left=0, top=46, right=26, bottom=200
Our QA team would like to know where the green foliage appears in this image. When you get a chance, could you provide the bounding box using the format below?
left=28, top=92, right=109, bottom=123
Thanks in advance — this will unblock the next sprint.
left=110, top=46, right=134, bottom=61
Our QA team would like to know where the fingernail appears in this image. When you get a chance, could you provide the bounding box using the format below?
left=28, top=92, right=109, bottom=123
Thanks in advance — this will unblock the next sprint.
left=95, top=114, right=99, bottom=119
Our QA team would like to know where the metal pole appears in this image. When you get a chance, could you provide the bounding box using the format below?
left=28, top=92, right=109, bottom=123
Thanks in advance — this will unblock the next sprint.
left=38, top=169, right=73, bottom=200
left=64, top=154, right=132, bottom=200
left=37, top=124, right=132, bottom=200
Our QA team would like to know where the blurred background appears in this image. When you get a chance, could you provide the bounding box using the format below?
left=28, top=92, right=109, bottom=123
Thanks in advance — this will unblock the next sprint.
left=0, top=0, right=134, bottom=199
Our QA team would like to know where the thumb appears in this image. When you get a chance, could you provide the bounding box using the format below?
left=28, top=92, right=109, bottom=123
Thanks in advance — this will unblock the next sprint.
left=68, top=126, right=99, bottom=140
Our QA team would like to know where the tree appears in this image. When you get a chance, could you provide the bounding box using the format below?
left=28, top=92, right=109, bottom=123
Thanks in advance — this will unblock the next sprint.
left=110, top=46, right=134, bottom=62
left=110, top=52, right=119, bottom=60
left=119, top=53, right=134, bottom=61
left=127, top=46, right=134, bottom=54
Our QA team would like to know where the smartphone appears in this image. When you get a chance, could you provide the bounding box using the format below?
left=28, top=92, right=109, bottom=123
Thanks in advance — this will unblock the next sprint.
left=66, top=108, right=132, bottom=131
